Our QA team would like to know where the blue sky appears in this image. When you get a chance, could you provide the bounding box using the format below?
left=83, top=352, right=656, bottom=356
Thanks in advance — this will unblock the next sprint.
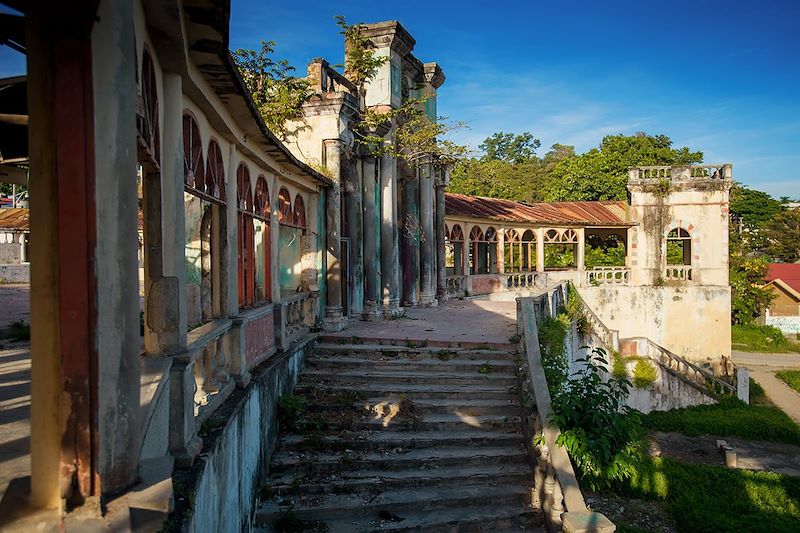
left=1, top=1, right=797, bottom=198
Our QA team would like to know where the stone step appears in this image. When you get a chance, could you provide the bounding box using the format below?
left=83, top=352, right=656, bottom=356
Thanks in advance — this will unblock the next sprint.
left=300, top=369, right=518, bottom=387
left=314, top=343, right=518, bottom=361
left=317, top=504, right=545, bottom=533
left=294, top=382, right=517, bottom=401
left=255, top=483, right=532, bottom=529
left=318, top=336, right=518, bottom=352
left=304, top=398, right=520, bottom=417
left=278, top=429, right=525, bottom=453
left=268, top=446, right=527, bottom=475
left=302, top=412, right=522, bottom=433
left=306, top=355, right=519, bottom=375
left=265, top=462, right=533, bottom=497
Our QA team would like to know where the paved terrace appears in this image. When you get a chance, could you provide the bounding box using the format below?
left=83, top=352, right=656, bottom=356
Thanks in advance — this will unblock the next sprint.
left=326, top=298, right=519, bottom=347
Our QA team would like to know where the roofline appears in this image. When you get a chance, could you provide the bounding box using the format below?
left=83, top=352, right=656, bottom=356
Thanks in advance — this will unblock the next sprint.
left=764, top=278, right=800, bottom=301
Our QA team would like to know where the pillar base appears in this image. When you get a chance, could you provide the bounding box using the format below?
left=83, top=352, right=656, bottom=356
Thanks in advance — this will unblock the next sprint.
left=436, top=288, right=447, bottom=302
left=360, top=301, right=382, bottom=321
left=323, top=307, right=347, bottom=332
left=418, top=291, right=438, bottom=308
left=382, top=299, right=404, bottom=319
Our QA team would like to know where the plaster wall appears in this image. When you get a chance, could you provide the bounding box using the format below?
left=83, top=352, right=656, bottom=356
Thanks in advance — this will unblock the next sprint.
left=0, top=264, right=28, bottom=283
left=580, top=285, right=731, bottom=361
left=0, top=238, right=24, bottom=263
left=766, top=314, right=800, bottom=334
left=185, top=337, right=313, bottom=533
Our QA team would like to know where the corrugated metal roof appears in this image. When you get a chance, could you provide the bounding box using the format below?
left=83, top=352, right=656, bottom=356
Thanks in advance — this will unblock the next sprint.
left=0, top=207, right=28, bottom=231
left=445, top=193, right=629, bottom=226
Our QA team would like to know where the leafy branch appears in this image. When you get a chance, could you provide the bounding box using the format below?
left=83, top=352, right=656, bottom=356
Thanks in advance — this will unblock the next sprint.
left=335, top=16, right=387, bottom=89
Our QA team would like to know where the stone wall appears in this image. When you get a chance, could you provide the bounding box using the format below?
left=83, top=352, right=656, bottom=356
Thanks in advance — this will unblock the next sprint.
left=0, top=264, right=29, bottom=283
left=178, top=335, right=314, bottom=532
left=580, top=285, right=731, bottom=362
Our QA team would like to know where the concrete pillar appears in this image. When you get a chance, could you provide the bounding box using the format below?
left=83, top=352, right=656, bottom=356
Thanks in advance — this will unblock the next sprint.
left=400, top=172, right=420, bottom=307
left=435, top=180, right=447, bottom=301
left=361, top=155, right=380, bottom=319
left=323, top=139, right=345, bottom=330
left=345, top=152, right=363, bottom=316
left=269, top=175, right=281, bottom=303
left=380, top=148, right=402, bottom=317
left=92, top=0, right=141, bottom=495
left=576, top=227, right=586, bottom=271
left=419, top=161, right=437, bottom=307
left=497, top=228, right=506, bottom=274
left=225, top=144, right=238, bottom=317
left=536, top=227, right=545, bottom=273
left=463, top=227, right=471, bottom=290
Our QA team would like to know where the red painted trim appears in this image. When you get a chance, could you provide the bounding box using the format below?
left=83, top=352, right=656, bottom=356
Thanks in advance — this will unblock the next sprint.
left=53, top=29, right=98, bottom=499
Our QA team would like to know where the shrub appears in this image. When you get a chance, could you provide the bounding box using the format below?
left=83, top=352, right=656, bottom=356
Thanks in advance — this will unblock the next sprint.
left=277, top=394, right=306, bottom=432
left=550, top=348, right=643, bottom=491
left=611, top=351, right=628, bottom=379
left=632, top=359, right=657, bottom=388
left=538, top=314, right=570, bottom=395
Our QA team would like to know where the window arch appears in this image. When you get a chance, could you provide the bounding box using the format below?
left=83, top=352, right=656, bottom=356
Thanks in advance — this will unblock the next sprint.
left=293, top=194, right=306, bottom=230
left=236, top=163, right=253, bottom=212
left=205, top=140, right=226, bottom=202
left=485, top=227, right=497, bottom=242
left=469, top=225, right=484, bottom=242
left=138, top=49, right=160, bottom=166
left=254, top=176, right=269, bottom=219
left=278, top=187, right=292, bottom=224
left=667, top=227, right=692, bottom=266
left=450, top=224, right=464, bottom=242
left=182, top=113, right=204, bottom=188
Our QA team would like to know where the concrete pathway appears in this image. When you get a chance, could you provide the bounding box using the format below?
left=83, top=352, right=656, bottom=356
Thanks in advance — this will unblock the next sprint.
left=0, top=343, right=30, bottom=503
left=732, top=350, right=800, bottom=425
left=328, top=298, right=518, bottom=346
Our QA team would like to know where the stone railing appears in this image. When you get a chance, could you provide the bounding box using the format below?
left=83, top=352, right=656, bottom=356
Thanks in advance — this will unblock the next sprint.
left=645, top=340, right=738, bottom=397
left=507, top=271, right=547, bottom=289
left=516, top=287, right=615, bottom=532
left=446, top=274, right=467, bottom=298
left=586, top=266, right=629, bottom=286
left=275, top=291, right=316, bottom=351
left=631, top=163, right=732, bottom=182
left=186, top=319, right=236, bottom=425
left=663, top=265, right=692, bottom=282
left=571, top=287, right=619, bottom=351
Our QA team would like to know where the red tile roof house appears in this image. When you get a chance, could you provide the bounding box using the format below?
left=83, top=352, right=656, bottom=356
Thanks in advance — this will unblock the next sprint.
left=763, top=263, right=800, bottom=334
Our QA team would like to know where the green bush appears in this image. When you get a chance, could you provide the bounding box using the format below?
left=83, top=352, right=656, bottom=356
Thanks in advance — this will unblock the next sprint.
left=550, top=348, right=643, bottom=491
left=538, top=314, right=570, bottom=395
left=632, top=359, right=657, bottom=389
left=277, top=394, right=307, bottom=432
left=585, top=242, right=626, bottom=268
left=776, top=369, right=800, bottom=394
left=611, top=351, right=628, bottom=379
left=621, top=457, right=800, bottom=532
left=731, top=324, right=800, bottom=353
left=641, top=396, right=800, bottom=444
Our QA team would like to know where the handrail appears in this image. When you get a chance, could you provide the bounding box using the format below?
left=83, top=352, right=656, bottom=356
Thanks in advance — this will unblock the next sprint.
left=517, top=287, right=613, bottom=530
left=647, top=339, right=735, bottom=396
left=570, top=287, right=618, bottom=351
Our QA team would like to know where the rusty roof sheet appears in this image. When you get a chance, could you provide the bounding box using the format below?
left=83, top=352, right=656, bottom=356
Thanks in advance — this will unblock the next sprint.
left=445, top=193, right=630, bottom=226
left=0, top=207, right=29, bottom=230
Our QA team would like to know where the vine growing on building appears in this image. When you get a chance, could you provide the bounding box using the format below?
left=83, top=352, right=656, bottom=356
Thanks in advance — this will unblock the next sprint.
left=233, top=41, right=311, bottom=140
left=334, top=16, right=387, bottom=90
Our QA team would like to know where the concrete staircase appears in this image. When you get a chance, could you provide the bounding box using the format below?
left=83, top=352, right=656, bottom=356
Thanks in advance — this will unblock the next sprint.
left=254, top=338, right=544, bottom=532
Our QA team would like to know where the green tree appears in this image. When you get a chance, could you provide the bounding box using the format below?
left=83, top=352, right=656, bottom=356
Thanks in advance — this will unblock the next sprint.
left=479, top=132, right=540, bottom=164
left=729, top=228, right=774, bottom=324
left=334, top=16, right=387, bottom=90
left=232, top=41, right=311, bottom=140
left=729, top=183, right=785, bottom=228
left=543, top=133, right=703, bottom=201
left=762, top=209, right=800, bottom=263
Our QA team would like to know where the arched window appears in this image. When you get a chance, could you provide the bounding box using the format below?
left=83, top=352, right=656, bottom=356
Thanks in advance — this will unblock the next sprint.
left=205, top=140, right=226, bottom=202
left=447, top=224, right=465, bottom=275
left=182, top=113, right=204, bottom=188
left=469, top=225, right=484, bottom=242
left=137, top=50, right=160, bottom=167
left=450, top=224, right=464, bottom=242
left=293, top=194, right=306, bottom=230
left=237, top=164, right=254, bottom=307
left=544, top=228, right=577, bottom=269
left=667, top=228, right=692, bottom=266
left=278, top=187, right=292, bottom=224
left=254, top=177, right=269, bottom=219
left=236, top=164, right=253, bottom=212
left=504, top=229, right=536, bottom=273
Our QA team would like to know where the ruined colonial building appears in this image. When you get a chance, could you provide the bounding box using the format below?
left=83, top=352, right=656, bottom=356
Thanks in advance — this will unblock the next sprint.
left=284, top=21, right=449, bottom=325
left=445, top=164, right=734, bottom=361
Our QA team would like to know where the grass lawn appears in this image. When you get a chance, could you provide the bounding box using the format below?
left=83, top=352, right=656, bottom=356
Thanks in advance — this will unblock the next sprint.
left=732, top=324, right=800, bottom=353
left=619, top=457, right=800, bottom=532
left=776, top=369, right=800, bottom=394
left=641, top=381, right=800, bottom=445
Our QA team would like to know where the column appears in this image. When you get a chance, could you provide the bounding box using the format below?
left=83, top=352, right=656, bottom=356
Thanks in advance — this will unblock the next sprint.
left=536, top=228, right=545, bottom=272
left=269, top=175, right=281, bottom=303
left=463, top=228, right=471, bottom=286
left=418, top=160, right=437, bottom=307
left=323, top=139, right=345, bottom=330
left=497, top=228, right=506, bottom=274
left=576, top=227, right=586, bottom=271
left=225, top=144, right=238, bottom=316
left=344, top=152, right=363, bottom=316
left=380, top=147, right=402, bottom=316
left=361, top=154, right=380, bottom=319
left=434, top=175, right=447, bottom=301
left=400, top=172, right=420, bottom=307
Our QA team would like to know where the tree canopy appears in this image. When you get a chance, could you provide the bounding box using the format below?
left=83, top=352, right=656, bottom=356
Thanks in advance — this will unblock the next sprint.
left=479, top=132, right=540, bottom=164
